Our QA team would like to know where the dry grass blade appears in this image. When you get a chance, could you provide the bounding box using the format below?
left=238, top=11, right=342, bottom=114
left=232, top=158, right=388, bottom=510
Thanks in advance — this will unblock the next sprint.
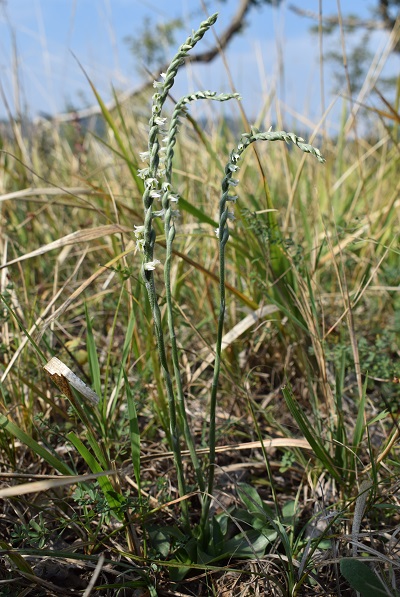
left=0, top=471, right=118, bottom=498
left=0, top=224, right=131, bottom=269
left=37, top=240, right=136, bottom=337
left=44, top=357, right=100, bottom=406
left=140, top=437, right=312, bottom=463
left=0, top=186, right=91, bottom=203
left=0, top=251, right=87, bottom=383
left=191, top=304, right=279, bottom=383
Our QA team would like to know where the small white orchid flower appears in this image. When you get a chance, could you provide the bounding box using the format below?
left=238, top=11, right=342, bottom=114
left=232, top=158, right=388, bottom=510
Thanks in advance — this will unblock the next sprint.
left=144, top=259, right=161, bottom=271
left=134, top=225, right=145, bottom=238
left=137, top=168, right=149, bottom=179
left=154, top=117, right=167, bottom=126
left=136, top=239, right=145, bottom=252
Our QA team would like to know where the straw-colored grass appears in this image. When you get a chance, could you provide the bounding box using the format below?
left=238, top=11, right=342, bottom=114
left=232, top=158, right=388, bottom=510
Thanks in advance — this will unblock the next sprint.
left=0, top=12, right=399, bottom=596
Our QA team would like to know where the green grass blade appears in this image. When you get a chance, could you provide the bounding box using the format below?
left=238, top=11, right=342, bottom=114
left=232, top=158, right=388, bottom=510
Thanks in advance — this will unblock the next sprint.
left=107, top=308, right=136, bottom=419
left=0, top=413, right=74, bottom=475
left=0, top=540, right=35, bottom=574
left=125, top=371, right=141, bottom=492
left=340, top=558, right=393, bottom=596
left=178, top=195, right=218, bottom=227
left=67, top=431, right=125, bottom=520
left=352, top=374, right=368, bottom=452
left=0, top=295, right=47, bottom=365
left=85, top=303, right=102, bottom=400
left=282, top=385, right=341, bottom=483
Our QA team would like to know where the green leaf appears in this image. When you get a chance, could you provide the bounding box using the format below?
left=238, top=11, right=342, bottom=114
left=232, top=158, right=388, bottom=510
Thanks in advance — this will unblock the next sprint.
left=169, top=537, right=197, bottom=581
left=222, top=528, right=275, bottom=559
left=148, top=528, right=171, bottom=558
left=85, top=303, right=102, bottom=400
left=237, top=482, right=265, bottom=514
left=178, top=194, right=218, bottom=227
left=0, top=413, right=73, bottom=475
left=340, top=558, right=393, bottom=596
left=125, top=370, right=141, bottom=490
left=108, top=310, right=136, bottom=417
left=67, top=432, right=125, bottom=521
left=282, top=385, right=342, bottom=483
left=0, top=540, right=35, bottom=574
left=367, top=410, right=389, bottom=426
left=353, top=374, right=369, bottom=452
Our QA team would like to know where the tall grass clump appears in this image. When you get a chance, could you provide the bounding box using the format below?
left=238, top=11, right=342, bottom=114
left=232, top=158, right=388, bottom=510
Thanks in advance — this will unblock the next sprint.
left=0, top=9, right=399, bottom=597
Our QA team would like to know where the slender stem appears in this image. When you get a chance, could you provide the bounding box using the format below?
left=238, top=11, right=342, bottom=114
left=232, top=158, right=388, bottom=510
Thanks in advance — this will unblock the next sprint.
left=200, top=128, right=325, bottom=535
left=162, top=91, right=241, bottom=500
left=137, top=13, right=222, bottom=531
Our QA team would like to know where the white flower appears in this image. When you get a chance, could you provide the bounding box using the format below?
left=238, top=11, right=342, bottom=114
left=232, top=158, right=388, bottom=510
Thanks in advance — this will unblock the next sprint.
left=154, top=117, right=167, bottom=126
left=144, top=259, right=161, bottom=271
left=160, top=72, right=166, bottom=79
left=149, top=190, right=161, bottom=199
left=134, top=225, right=145, bottom=238
left=227, top=195, right=238, bottom=203
left=136, top=239, right=145, bottom=252
left=137, top=168, right=149, bottom=179
left=215, top=228, right=220, bottom=238
left=152, top=208, right=165, bottom=218
left=228, top=178, right=239, bottom=187
left=227, top=211, right=235, bottom=221
left=145, top=178, right=157, bottom=188
left=168, top=194, right=179, bottom=203
left=162, top=182, right=171, bottom=191
left=153, top=81, right=164, bottom=89
left=139, top=151, right=150, bottom=161
left=228, top=163, right=239, bottom=172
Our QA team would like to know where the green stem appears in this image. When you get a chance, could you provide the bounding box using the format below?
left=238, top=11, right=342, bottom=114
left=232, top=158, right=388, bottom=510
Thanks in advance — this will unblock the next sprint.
left=141, top=265, right=189, bottom=529
left=199, top=128, right=325, bottom=537
left=161, top=91, right=240, bottom=503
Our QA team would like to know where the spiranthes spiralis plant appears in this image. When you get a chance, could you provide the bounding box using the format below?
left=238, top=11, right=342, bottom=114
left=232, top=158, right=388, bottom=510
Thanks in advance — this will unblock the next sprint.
left=135, top=12, right=325, bottom=544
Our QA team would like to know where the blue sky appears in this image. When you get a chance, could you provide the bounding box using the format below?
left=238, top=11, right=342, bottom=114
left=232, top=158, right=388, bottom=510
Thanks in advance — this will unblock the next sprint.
left=0, top=0, right=398, bottom=132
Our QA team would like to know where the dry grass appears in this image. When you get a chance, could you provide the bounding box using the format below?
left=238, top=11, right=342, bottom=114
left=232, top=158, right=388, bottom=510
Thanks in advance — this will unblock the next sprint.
left=0, top=14, right=399, bottom=595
